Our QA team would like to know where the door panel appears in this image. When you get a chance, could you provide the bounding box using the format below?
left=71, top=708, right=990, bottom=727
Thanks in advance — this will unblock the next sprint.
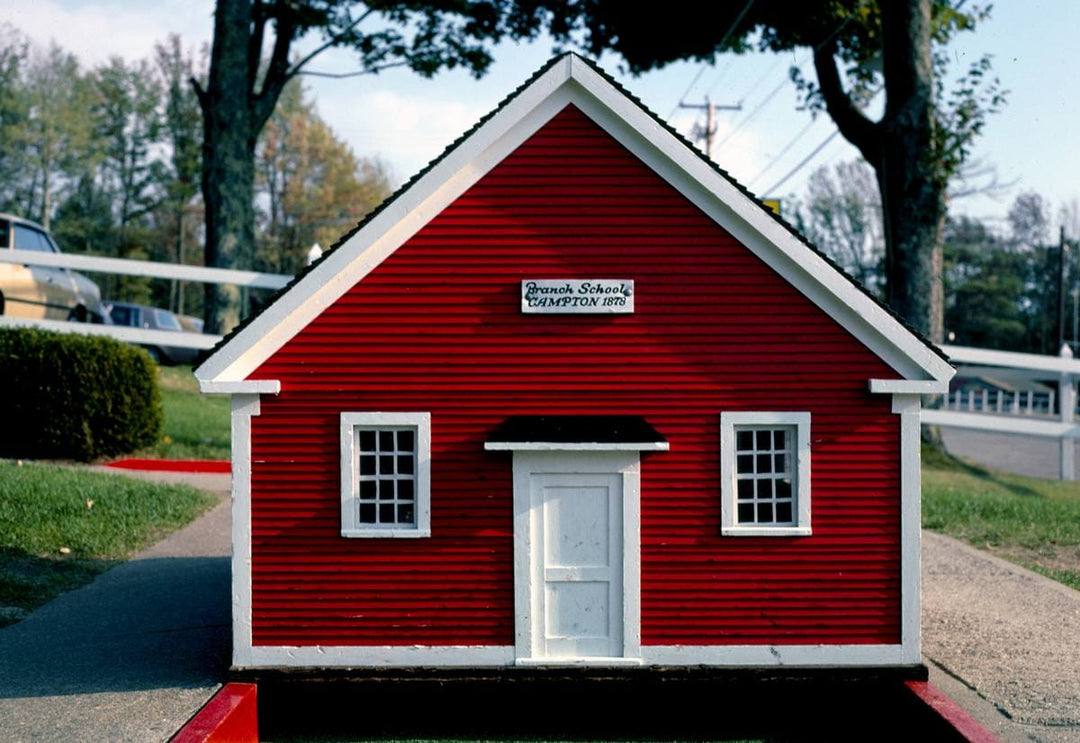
left=533, top=473, right=622, bottom=659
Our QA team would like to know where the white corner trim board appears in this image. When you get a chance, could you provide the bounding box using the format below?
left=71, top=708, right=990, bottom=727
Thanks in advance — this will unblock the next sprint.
left=230, top=394, right=261, bottom=668
left=195, top=53, right=953, bottom=390
left=892, top=393, right=923, bottom=664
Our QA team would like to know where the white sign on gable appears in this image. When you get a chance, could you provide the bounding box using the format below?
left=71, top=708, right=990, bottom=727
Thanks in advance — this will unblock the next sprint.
left=521, top=279, right=635, bottom=314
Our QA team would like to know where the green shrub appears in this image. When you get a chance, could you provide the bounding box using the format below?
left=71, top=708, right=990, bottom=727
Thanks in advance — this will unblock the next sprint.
left=0, top=328, right=163, bottom=461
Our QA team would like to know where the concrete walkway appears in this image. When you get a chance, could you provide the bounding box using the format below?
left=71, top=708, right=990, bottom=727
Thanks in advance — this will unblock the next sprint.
left=0, top=471, right=231, bottom=743
left=923, top=531, right=1080, bottom=743
left=2, top=463, right=1079, bottom=741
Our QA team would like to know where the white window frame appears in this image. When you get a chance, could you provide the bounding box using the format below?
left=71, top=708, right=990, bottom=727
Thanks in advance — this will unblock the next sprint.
left=340, top=412, right=431, bottom=538
left=720, top=411, right=811, bottom=537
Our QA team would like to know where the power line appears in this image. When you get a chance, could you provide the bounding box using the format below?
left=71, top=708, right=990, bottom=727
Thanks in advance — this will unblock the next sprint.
left=761, top=129, right=841, bottom=195
left=666, top=0, right=756, bottom=120
left=714, top=75, right=791, bottom=151
left=667, top=65, right=708, bottom=120
left=745, top=118, right=818, bottom=189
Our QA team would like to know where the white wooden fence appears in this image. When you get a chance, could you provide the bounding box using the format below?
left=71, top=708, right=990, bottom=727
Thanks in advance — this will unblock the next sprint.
left=926, top=344, right=1080, bottom=480
left=0, top=247, right=291, bottom=350
left=5, top=247, right=1080, bottom=478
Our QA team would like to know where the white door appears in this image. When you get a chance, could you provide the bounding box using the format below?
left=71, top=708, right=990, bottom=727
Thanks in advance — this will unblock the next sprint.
left=512, top=451, right=641, bottom=664
left=535, top=472, right=622, bottom=658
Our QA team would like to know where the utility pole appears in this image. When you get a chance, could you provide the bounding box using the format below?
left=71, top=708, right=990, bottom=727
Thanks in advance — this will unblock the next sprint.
left=679, top=97, right=741, bottom=159
left=1060, top=226, right=1068, bottom=354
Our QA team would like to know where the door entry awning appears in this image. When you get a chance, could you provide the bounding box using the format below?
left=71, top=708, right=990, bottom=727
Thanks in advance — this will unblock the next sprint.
left=484, top=415, right=670, bottom=451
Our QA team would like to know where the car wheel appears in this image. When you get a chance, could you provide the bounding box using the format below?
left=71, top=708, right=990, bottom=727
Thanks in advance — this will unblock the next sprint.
left=68, top=304, right=89, bottom=323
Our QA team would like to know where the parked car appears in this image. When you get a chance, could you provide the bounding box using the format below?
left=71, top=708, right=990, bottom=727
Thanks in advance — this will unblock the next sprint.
left=0, top=213, right=104, bottom=322
left=103, top=301, right=201, bottom=365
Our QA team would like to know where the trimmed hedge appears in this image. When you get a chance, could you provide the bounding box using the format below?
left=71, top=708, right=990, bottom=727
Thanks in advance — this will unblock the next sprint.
left=0, top=328, right=163, bottom=462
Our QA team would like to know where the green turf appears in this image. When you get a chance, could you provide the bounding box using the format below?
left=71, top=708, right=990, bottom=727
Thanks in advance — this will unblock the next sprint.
left=922, top=445, right=1080, bottom=590
left=140, top=365, right=231, bottom=460
left=0, top=460, right=217, bottom=627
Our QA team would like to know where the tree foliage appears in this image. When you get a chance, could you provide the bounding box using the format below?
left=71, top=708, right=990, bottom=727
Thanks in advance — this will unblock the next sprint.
left=193, top=0, right=512, bottom=333
left=505, top=0, right=1004, bottom=343
left=256, top=80, right=391, bottom=276
left=0, top=26, right=391, bottom=320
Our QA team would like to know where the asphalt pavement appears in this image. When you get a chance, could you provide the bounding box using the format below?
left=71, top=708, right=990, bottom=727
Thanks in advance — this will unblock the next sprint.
left=1, top=454, right=1078, bottom=742
left=0, top=471, right=231, bottom=743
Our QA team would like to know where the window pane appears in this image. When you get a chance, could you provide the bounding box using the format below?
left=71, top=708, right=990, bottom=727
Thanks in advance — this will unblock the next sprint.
left=359, top=503, right=376, bottom=524
left=398, top=454, right=414, bottom=475
left=776, top=478, right=792, bottom=498
left=736, top=430, right=753, bottom=451
left=378, top=482, right=395, bottom=500
left=737, top=454, right=754, bottom=474
left=360, top=455, right=376, bottom=476
left=759, top=478, right=774, bottom=498
left=757, top=502, right=774, bottom=523
left=360, top=480, right=377, bottom=499
left=379, top=503, right=395, bottom=523
left=776, top=502, right=793, bottom=523
left=737, top=479, right=754, bottom=500
left=756, top=453, right=772, bottom=473
left=397, top=430, right=414, bottom=452
left=774, top=453, right=787, bottom=473
left=738, top=503, right=755, bottom=523
left=359, top=430, right=376, bottom=451
left=399, top=479, right=414, bottom=499
left=397, top=503, right=415, bottom=525
left=379, top=455, right=395, bottom=474
left=774, top=429, right=786, bottom=449
left=755, top=430, right=771, bottom=450
left=379, top=431, right=395, bottom=451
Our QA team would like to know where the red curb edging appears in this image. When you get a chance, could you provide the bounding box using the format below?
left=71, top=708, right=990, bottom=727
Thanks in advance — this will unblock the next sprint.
left=905, top=680, right=1001, bottom=742
left=171, top=683, right=258, bottom=743
left=105, top=458, right=231, bottom=473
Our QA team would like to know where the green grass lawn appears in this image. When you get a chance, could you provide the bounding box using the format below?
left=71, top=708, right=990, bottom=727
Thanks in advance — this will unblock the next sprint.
left=139, top=365, right=231, bottom=460
left=922, top=446, right=1080, bottom=590
left=0, top=460, right=218, bottom=627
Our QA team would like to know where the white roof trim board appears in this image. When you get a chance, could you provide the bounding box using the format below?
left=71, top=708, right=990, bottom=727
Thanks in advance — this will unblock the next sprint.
left=195, top=54, right=954, bottom=390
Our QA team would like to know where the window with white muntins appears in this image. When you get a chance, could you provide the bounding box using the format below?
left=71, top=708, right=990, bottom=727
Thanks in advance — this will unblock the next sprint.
left=340, top=412, right=431, bottom=538
left=720, top=412, right=811, bottom=536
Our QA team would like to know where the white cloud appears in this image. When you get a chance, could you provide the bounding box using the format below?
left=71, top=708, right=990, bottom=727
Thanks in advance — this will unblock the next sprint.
left=316, top=87, right=494, bottom=186
left=4, top=0, right=213, bottom=66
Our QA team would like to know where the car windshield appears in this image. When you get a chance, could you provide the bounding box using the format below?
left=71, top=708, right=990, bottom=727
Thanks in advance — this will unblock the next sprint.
left=153, top=308, right=182, bottom=331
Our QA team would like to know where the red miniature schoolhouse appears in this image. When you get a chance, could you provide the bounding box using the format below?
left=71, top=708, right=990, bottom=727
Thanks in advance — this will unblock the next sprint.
left=196, top=54, right=953, bottom=671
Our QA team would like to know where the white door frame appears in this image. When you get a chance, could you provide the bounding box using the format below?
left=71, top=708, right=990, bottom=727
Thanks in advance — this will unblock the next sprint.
left=511, top=450, right=642, bottom=665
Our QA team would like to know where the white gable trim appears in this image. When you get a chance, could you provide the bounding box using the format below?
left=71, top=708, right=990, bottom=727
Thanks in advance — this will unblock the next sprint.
left=196, top=54, right=952, bottom=387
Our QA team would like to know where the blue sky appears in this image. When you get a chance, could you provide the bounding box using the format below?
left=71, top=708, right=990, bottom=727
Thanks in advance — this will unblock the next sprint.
left=5, top=1, right=1079, bottom=232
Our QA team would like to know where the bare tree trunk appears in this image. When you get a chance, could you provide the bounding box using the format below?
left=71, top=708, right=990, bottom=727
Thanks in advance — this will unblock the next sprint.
left=814, top=0, right=946, bottom=344
left=199, top=0, right=258, bottom=335
left=877, top=0, right=945, bottom=344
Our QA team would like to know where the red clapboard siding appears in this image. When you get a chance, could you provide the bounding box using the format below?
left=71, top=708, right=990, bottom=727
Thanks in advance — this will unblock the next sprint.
left=247, top=105, right=903, bottom=648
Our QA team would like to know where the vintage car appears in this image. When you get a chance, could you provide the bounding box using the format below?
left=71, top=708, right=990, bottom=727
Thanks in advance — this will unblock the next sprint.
left=103, top=300, right=202, bottom=366
left=0, top=213, right=104, bottom=323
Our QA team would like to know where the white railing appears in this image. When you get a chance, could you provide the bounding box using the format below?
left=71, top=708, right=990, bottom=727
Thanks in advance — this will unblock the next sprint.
left=937, top=388, right=1056, bottom=417
left=926, top=344, right=1080, bottom=479
left=0, top=249, right=291, bottom=350
left=0, top=248, right=290, bottom=290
